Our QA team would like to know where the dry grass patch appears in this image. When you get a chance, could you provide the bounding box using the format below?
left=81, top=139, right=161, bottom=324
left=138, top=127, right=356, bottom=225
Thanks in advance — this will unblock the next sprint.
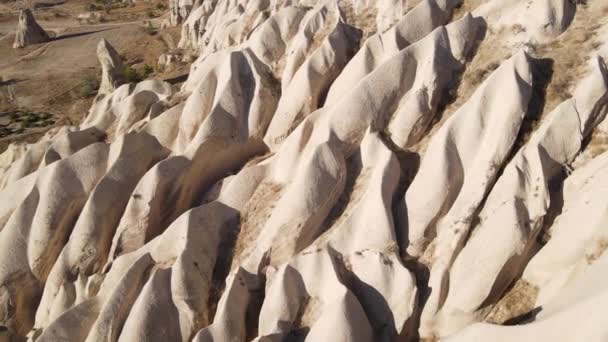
left=586, top=238, right=608, bottom=264
left=532, top=3, right=605, bottom=114
left=411, top=26, right=508, bottom=156
left=232, top=182, right=283, bottom=268
left=585, top=131, right=608, bottom=159
left=485, top=279, right=539, bottom=325
left=415, top=2, right=607, bottom=157
left=535, top=2, right=608, bottom=161
left=338, top=0, right=377, bottom=44
left=314, top=156, right=367, bottom=245
left=308, top=15, right=337, bottom=55
left=450, top=0, right=485, bottom=22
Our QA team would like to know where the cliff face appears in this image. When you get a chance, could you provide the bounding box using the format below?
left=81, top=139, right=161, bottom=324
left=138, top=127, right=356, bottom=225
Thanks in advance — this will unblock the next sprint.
left=1, top=1, right=608, bottom=341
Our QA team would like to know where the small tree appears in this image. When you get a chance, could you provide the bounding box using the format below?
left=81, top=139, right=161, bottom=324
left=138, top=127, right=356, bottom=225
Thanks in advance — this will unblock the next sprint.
left=123, top=66, right=141, bottom=83
left=142, top=64, right=154, bottom=78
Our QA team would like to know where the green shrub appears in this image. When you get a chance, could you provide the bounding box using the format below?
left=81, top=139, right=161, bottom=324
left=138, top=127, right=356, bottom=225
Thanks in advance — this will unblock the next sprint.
left=79, top=77, right=99, bottom=98
left=142, top=64, right=154, bottom=77
left=84, top=3, right=99, bottom=11
left=23, top=114, right=39, bottom=125
left=123, top=66, right=141, bottom=83
left=122, top=64, right=154, bottom=83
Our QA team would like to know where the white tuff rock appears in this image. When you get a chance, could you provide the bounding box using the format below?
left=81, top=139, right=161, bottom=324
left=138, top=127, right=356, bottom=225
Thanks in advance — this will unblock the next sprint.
left=96, top=38, right=125, bottom=95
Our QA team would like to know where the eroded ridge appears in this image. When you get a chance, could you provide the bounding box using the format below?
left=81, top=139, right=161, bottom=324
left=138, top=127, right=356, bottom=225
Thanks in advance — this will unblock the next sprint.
left=1, top=0, right=608, bottom=341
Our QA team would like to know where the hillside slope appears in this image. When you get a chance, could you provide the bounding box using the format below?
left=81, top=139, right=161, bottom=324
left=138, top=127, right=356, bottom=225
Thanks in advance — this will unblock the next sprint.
left=1, top=0, right=608, bottom=341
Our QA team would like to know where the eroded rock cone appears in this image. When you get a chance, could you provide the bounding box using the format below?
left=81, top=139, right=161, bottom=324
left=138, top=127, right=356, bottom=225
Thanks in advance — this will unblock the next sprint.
left=97, top=38, right=125, bottom=95
left=13, top=8, right=49, bottom=48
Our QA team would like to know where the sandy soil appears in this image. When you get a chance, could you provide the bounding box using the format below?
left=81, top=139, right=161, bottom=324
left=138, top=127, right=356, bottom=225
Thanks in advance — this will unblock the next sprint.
left=0, top=0, right=183, bottom=151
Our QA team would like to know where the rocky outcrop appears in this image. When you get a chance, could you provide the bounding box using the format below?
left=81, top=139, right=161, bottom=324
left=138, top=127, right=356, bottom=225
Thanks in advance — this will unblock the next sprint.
left=1, top=0, right=608, bottom=341
left=157, top=51, right=181, bottom=71
left=13, top=8, right=49, bottom=48
left=0, top=127, right=106, bottom=190
left=96, top=38, right=125, bottom=95
left=405, top=50, right=534, bottom=339
left=438, top=56, right=608, bottom=339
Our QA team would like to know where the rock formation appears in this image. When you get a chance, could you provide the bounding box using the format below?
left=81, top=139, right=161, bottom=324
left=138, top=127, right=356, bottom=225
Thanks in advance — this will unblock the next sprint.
left=13, top=8, right=50, bottom=48
left=1, top=0, right=608, bottom=341
left=157, top=52, right=181, bottom=71
left=96, top=38, right=125, bottom=95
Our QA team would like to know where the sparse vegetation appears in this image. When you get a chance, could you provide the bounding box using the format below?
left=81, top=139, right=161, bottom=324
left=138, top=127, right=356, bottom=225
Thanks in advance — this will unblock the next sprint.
left=84, top=3, right=100, bottom=11
left=2, top=0, right=608, bottom=338
left=533, top=5, right=602, bottom=114
left=0, top=111, right=56, bottom=138
left=123, top=65, right=140, bottom=83
left=511, top=24, right=526, bottom=34
left=142, top=64, right=154, bottom=77
left=123, top=64, right=154, bottom=83
left=586, top=238, right=608, bottom=264
left=468, top=61, right=500, bottom=86
left=338, top=0, right=377, bottom=45
left=0, top=0, right=179, bottom=148
left=144, top=20, right=157, bottom=35
left=486, top=279, right=539, bottom=325
left=79, top=76, right=100, bottom=98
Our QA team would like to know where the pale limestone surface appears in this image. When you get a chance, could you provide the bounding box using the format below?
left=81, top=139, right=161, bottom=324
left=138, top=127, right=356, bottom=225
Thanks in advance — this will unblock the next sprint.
left=96, top=39, right=125, bottom=95
left=0, top=0, right=607, bottom=341
left=438, top=56, right=608, bottom=338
